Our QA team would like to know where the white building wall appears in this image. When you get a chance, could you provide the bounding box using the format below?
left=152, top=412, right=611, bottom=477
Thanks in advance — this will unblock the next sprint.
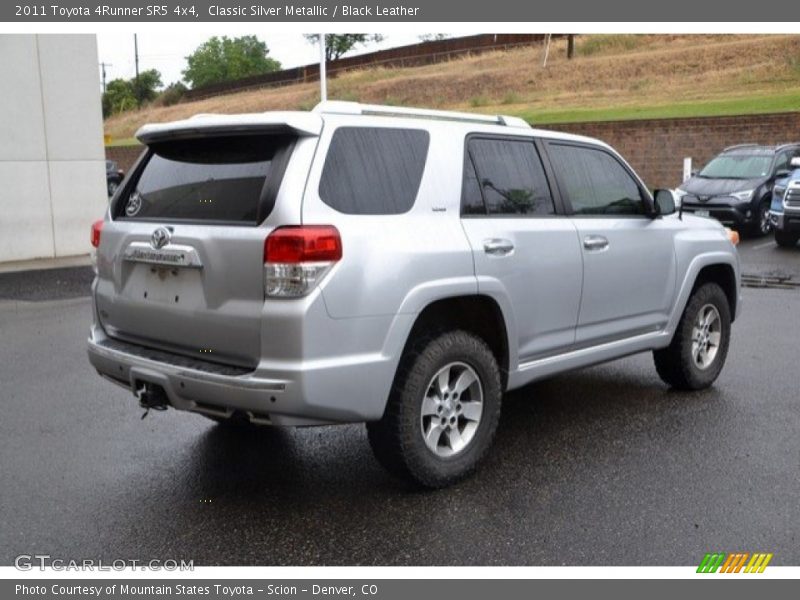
left=0, top=34, right=106, bottom=263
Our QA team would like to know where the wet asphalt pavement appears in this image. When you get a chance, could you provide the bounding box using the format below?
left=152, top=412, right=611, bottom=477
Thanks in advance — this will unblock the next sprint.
left=0, top=238, right=798, bottom=566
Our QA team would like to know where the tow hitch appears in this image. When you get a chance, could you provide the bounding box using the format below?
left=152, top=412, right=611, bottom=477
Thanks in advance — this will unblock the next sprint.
left=135, top=382, right=169, bottom=419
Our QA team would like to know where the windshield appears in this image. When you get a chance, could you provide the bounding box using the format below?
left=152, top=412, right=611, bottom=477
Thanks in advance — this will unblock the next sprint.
left=699, top=154, right=772, bottom=179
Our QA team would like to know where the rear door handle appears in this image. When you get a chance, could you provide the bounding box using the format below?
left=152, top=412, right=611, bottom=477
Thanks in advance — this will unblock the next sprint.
left=483, top=238, right=515, bottom=256
left=583, top=235, right=609, bottom=251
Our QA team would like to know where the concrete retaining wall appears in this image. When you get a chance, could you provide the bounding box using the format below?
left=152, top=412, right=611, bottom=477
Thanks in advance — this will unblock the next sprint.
left=0, top=34, right=106, bottom=263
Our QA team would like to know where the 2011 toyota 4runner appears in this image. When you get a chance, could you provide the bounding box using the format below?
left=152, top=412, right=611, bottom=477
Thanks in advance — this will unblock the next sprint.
left=88, top=102, right=741, bottom=487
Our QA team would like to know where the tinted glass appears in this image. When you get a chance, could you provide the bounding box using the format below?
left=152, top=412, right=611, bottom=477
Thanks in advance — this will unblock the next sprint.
left=774, top=151, right=791, bottom=174
left=118, top=135, right=293, bottom=223
left=467, top=138, right=554, bottom=215
left=461, top=157, right=486, bottom=215
left=319, top=127, right=429, bottom=215
left=548, top=144, right=645, bottom=215
left=699, top=154, right=772, bottom=179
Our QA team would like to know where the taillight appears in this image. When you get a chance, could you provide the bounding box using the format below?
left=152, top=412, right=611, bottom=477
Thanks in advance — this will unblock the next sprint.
left=90, top=220, right=104, bottom=248
left=264, top=226, right=342, bottom=297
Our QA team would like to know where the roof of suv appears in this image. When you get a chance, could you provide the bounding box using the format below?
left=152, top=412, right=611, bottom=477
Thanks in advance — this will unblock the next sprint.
left=722, top=143, right=800, bottom=155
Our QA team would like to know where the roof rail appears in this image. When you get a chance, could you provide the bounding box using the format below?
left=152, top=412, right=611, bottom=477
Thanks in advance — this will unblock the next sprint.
left=313, top=101, right=530, bottom=129
left=776, top=142, right=800, bottom=151
left=722, top=143, right=761, bottom=152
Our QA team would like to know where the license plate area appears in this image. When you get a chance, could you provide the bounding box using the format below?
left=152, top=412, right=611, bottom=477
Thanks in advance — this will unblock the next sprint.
left=695, top=209, right=710, bottom=218
left=137, top=266, right=202, bottom=306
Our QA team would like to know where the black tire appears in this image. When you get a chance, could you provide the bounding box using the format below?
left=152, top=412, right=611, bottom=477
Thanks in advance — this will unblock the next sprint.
left=653, top=282, right=731, bottom=391
left=750, top=199, right=772, bottom=237
left=774, top=230, right=799, bottom=248
left=366, top=330, right=502, bottom=488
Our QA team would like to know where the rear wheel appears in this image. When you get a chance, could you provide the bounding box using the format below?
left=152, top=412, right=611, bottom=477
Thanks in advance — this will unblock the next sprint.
left=775, top=230, right=799, bottom=248
left=653, top=282, right=731, bottom=390
left=366, top=330, right=502, bottom=488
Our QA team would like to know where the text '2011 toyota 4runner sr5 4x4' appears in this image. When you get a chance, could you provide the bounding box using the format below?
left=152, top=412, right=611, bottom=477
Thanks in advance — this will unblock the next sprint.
left=88, top=102, right=742, bottom=488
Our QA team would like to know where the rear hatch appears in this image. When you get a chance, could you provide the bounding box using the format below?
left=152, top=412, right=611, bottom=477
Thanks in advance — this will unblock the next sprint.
left=94, top=113, right=321, bottom=369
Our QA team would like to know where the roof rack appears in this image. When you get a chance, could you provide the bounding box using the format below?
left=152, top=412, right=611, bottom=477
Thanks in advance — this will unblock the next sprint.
left=722, top=143, right=761, bottom=152
left=313, top=101, right=530, bottom=129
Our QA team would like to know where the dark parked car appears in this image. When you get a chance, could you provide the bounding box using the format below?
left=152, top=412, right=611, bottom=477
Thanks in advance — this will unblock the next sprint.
left=677, top=143, right=800, bottom=236
left=106, top=160, right=124, bottom=197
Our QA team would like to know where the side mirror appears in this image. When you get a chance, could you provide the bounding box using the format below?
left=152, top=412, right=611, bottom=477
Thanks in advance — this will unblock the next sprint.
left=653, top=189, right=677, bottom=216
left=791, top=157, right=800, bottom=168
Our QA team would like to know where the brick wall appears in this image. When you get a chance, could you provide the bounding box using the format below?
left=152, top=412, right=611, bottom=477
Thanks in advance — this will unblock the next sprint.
left=546, top=112, right=800, bottom=189
left=107, top=111, right=800, bottom=189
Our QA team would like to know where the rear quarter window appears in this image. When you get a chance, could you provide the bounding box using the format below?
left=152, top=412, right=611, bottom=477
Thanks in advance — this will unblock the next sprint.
left=319, top=127, right=430, bottom=215
left=115, top=134, right=294, bottom=224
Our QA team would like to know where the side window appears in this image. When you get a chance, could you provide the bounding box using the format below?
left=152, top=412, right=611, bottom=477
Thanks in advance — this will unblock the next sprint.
left=319, top=127, right=429, bottom=215
left=463, top=138, right=555, bottom=216
left=548, top=143, right=646, bottom=216
left=774, top=151, right=791, bottom=174
left=792, top=148, right=800, bottom=170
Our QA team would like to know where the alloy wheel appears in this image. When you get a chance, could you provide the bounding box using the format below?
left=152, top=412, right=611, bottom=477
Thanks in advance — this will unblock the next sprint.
left=420, top=361, right=483, bottom=457
left=691, top=304, right=722, bottom=370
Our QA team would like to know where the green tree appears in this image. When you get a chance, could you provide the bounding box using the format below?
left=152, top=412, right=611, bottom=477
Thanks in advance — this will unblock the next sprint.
left=103, top=79, right=132, bottom=117
left=304, top=34, right=385, bottom=62
left=182, top=35, right=281, bottom=89
left=101, top=69, right=162, bottom=117
left=132, top=69, right=162, bottom=105
left=157, top=81, right=188, bottom=107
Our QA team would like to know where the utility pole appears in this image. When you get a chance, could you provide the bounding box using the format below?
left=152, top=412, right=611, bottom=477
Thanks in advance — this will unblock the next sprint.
left=99, top=61, right=112, bottom=93
left=134, top=33, right=140, bottom=107
left=542, top=33, right=552, bottom=68
left=319, top=33, right=327, bottom=102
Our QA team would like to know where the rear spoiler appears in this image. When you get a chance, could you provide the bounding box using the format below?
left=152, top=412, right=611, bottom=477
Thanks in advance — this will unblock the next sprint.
left=136, top=111, right=323, bottom=144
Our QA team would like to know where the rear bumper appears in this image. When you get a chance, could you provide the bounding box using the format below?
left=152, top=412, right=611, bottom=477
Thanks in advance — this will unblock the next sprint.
left=87, top=317, right=405, bottom=426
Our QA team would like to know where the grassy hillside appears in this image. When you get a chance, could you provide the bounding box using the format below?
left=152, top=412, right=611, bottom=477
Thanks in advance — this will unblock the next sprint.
left=104, top=34, right=800, bottom=142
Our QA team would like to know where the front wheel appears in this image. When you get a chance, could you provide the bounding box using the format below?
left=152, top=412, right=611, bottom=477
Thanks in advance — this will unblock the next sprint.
left=774, top=229, right=799, bottom=248
left=653, top=282, right=731, bottom=390
left=366, top=330, right=502, bottom=488
left=751, top=199, right=772, bottom=237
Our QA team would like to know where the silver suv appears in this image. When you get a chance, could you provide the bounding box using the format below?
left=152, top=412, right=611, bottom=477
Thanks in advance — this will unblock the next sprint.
left=88, top=102, right=741, bottom=487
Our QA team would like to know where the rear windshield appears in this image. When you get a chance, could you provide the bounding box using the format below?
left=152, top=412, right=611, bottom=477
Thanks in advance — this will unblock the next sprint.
left=699, top=154, right=773, bottom=179
left=116, top=134, right=294, bottom=224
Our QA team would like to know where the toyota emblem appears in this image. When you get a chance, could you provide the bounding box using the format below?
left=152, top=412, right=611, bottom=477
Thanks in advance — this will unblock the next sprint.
left=150, top=227, right=171, bottom=249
